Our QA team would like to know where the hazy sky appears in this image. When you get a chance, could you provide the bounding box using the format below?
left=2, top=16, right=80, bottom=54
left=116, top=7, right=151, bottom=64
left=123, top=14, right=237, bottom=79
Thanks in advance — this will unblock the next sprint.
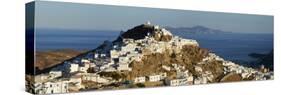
left=34, top=1, right=273, bottom=33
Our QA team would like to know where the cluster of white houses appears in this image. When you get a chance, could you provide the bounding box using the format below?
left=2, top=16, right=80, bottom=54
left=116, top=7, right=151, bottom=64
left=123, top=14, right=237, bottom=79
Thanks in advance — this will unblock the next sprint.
left=164, top=52, right=274, bottom=86
left=28, top=23, right=273, bottom=94
left=134, top=73, right=167, bottom=83
left=31, top=57, right=117, bottom=94
left=163, top=63, right=208, bottom=86
left=32, top=69, right=112, bottom=94
left=105, top=23, right=199, bottom=72
left=132, top=70, right=196, bottom=87
left=200, top=53, right=274, bottom=81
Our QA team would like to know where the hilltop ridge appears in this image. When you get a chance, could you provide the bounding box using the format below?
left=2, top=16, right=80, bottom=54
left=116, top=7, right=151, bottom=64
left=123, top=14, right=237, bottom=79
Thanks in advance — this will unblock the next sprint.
left=120, top=22, right=172, bottom=42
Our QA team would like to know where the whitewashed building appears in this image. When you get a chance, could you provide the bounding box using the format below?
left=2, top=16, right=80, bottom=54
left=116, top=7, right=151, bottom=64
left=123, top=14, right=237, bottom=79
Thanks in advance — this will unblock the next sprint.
left=34, top=81, right=69, bottom=94
left=134, top=77, right=146, bottom=83
left=81, top=59, right=90, bottom=63
left=110, top=50, right=119, bottom=59
left=78, top=67, right=88, bottom=73
left=119, top=56, right=130, bottom=64
left=117, top=63, right=132, bottom=71
left=49, top=71, right=62, bottom=79
left=193, top=77, right=208, bottom=85
left=81, top=73, right=109, bottom=83
left=186, top=76, right=194, bottom=84
left=148, top=75, right=161, bottom=82
left=104, top=66, right=117, bottom=72
left=69, top=76, right=82, bottom=88
left=69, top=64, right=79, bottom=73
left=194, top=66, right=203, bottom=72
left=34, top=74, right=49, bottom=82
left=166, top=78, right=188, bottom=86
left=162, top=65, right=171, bottom=71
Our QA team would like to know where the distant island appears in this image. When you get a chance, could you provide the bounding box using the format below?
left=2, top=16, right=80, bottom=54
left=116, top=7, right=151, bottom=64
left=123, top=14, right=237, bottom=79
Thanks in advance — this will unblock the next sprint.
left=165, top=25, right=232, bottom=34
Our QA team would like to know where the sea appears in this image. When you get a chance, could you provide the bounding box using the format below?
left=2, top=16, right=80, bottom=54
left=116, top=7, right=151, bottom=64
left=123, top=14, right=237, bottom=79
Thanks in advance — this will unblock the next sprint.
left=35, top=29, right=273, bottom=63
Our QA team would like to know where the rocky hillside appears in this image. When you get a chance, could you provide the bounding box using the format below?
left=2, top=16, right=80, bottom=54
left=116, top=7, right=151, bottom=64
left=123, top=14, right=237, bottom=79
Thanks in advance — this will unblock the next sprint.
left=121, top=24, right=172, bottom=42
left=35, top=49, right=83, bottom=70
left=98, top=23, right=272, bottom=82
left=68, top=22, right=273, bottom=82
left=129, top=45, right=207, bottom=74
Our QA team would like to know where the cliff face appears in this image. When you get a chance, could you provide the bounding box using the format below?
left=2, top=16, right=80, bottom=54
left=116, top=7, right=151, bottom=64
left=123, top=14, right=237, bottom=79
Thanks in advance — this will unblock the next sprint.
left=129, top=45, right=209, bottom=78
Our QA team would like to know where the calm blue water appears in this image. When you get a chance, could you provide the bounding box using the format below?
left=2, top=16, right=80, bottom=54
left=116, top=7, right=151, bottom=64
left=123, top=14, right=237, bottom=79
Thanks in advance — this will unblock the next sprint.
left=36, top=29, right=120, bottom=51
left=173, top=32, right=273, bottom=61
left=36, top=29, right=273, bottom=62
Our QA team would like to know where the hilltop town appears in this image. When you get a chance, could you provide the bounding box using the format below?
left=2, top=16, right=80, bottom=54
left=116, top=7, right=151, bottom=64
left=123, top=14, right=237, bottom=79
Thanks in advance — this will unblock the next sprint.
left=26, top=22, right=274, bottom=94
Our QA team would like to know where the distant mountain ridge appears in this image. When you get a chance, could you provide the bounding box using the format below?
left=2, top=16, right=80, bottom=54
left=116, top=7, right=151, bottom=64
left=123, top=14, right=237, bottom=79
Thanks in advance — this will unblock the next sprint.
left=165, top=25, right=232, bottom=34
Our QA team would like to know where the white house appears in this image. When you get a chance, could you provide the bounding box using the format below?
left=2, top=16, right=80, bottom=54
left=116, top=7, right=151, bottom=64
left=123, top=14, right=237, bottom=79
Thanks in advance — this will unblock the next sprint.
left=121, top=44, right=136, bottom=53
left=134, top=55, right=143, bottom=62
left=134, top=77, right=146, bottom=83
left=194, top=66, right=203, bottom=72
left=34, top=74, right=49, bottom=82
left=69, top=64, right=79, bottom=73
left=119, top=56, right=130, bottom=64
left=186, top=76, right=194, bottom=84
left=78, top=67, right=88, bottom=73
left=32, top=82, right=44, bottom=94
left=193, top=77, right=207, bottom=85
left=167, top=78, right=188, bottom=86
left=104, top=67, right=117, bottom=72
left=82, top=73, right=109, bottom=83
left=82, top=73, right=98, bottom=81
left=148, top=75, right=161, bottom=82
left=203, top=71, right=214, bottom=82
left=100, top=53, right=106, bottom=57
left=160, top=28, right=172, bottom=36
left=176, top=71, right=187, bottom=78
left=241, top=72, right=251, bottom=79
left=162, top=65, right=171, bottom=71
left=94, top=53, right=99, bottom=58
left=154, top=25, right=160, bottom=30
left=110, top=50, right=119, bottom=59
left=117, top=63, right=132, bottom=71
left=49, top=71, right=62, bottom=79
left=38, top=81, right=69, bottom=94
left=145, top=21, right=151, bottom=25
left=81, top=59, right=90, bottom=63
left=69, top=76, right=83, bottom=88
